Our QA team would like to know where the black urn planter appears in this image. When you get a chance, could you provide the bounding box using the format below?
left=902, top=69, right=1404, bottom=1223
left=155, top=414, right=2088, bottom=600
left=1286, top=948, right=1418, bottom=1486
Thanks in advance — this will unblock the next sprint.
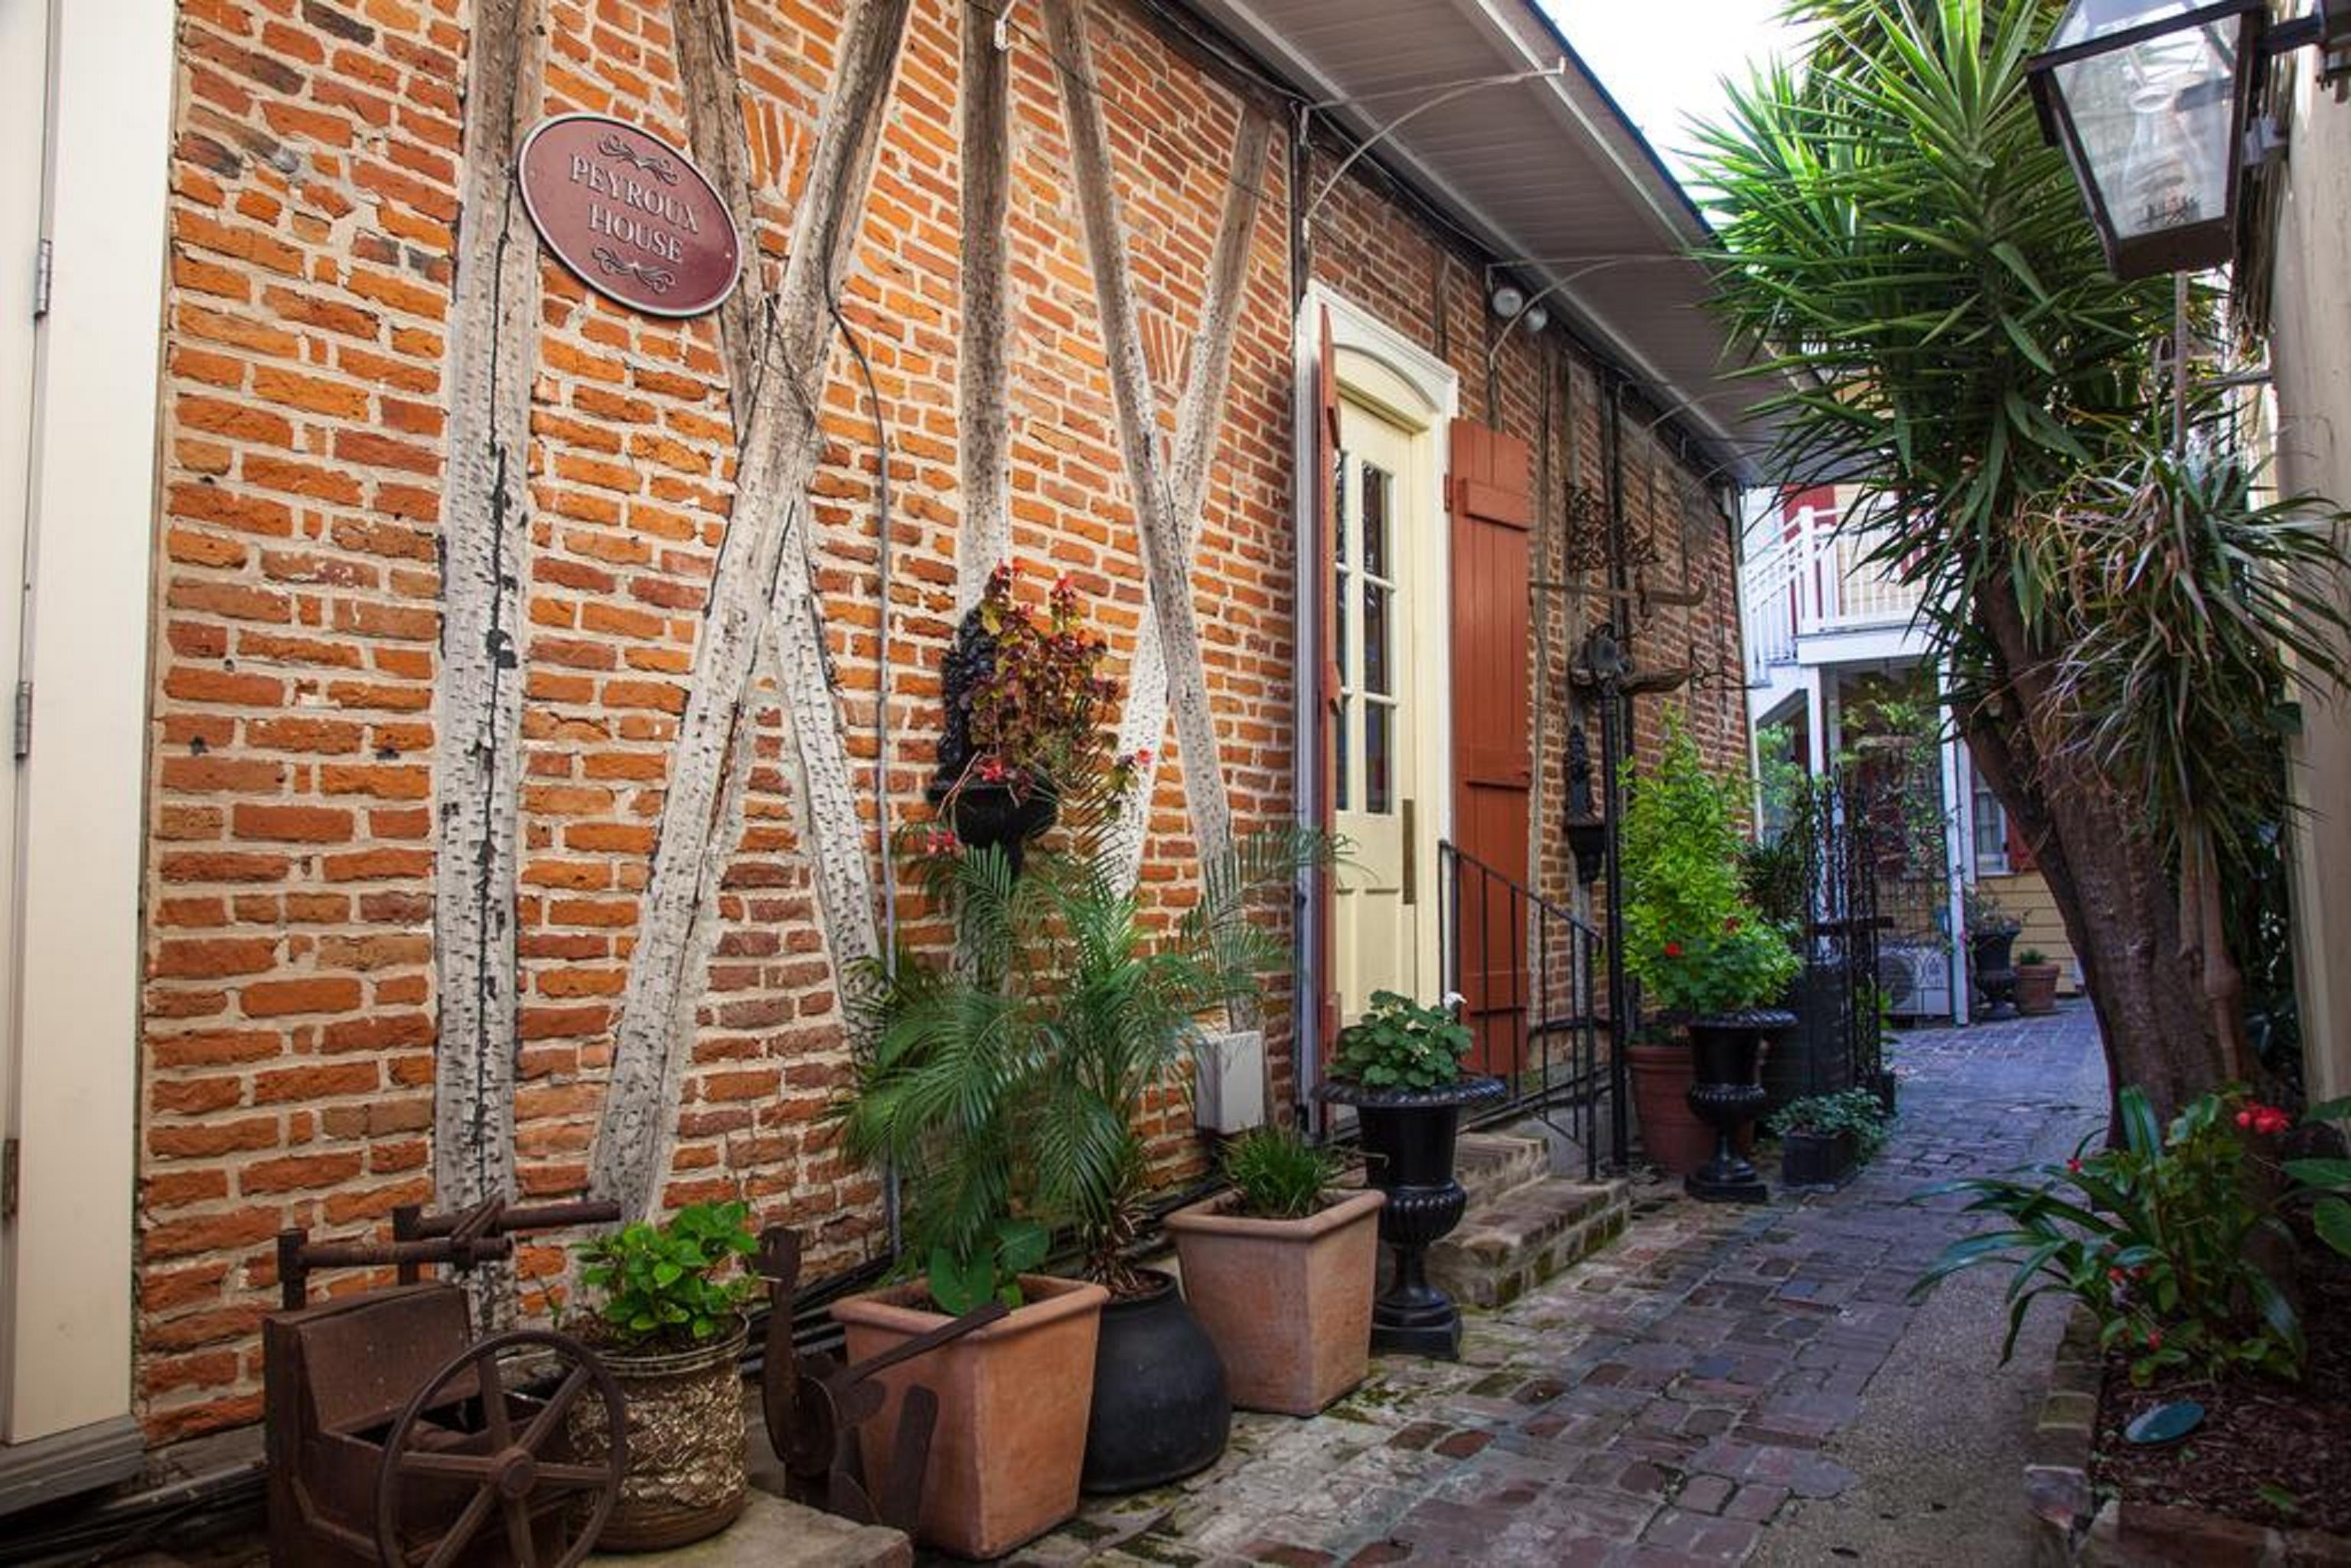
left=1779, top=1128, right=1859, bottom=1190
left=1081, top=1270, right=1230, bottom=1495
left=1971, top=930, right=2019, bottom=1019
left=1685, top=1010, right=1790, bottom=1205
left=1316, top=1074, right=1505, bottom=1360
left=937, top=784, right=1057, bottom=877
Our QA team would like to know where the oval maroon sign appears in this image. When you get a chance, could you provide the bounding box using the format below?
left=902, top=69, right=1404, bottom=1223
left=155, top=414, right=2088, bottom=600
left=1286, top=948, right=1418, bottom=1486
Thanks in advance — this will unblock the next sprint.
left=517, top=114, right=742, bottom=319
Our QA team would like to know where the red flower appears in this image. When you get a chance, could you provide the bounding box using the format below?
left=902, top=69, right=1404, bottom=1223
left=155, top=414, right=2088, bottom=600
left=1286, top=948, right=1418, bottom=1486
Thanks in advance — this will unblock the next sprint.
left=2066, top=1157, right=2082, bottom=1174
left=1664, top=940, right=1684, bottom=959
left=2147, top=1328, right=2163, bottom=1350
left=1133, top=748, right=1153, bottom=768
left=2108, top=1266, right=2125, bottom=1284
left=1723, top=916, right=1742, bottom=934
left=2240, top=1102, right=2291, bottom=1137
left=2237, top=1110, right=2255, bottom=1129
left=979, top=757, right=1009, bottom=784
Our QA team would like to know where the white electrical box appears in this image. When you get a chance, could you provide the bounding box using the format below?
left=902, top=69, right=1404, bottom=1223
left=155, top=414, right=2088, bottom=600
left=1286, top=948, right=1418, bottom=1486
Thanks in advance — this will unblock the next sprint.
left=1195, top=1028, right=1266, bottom=1134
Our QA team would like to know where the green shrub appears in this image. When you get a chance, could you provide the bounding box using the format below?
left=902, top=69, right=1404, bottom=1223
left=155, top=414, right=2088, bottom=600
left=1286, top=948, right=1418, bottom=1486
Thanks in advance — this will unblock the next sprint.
left=2281, top=1095, right=2351, bottom=1260
left=2017, top=947, right=2046, bottom=967
left=576, top=1200, right=761, bottom=1350
left=1767, top=1087, right=1891, bottom=1161
left=1621, top=714, right=1799, bottom=1018
left=1914, top=1087, right=2301, bottom=1386
left=1223, top=1125, right=1342, bottom=1220
left=1330, top=990, right=1472, bottom=1093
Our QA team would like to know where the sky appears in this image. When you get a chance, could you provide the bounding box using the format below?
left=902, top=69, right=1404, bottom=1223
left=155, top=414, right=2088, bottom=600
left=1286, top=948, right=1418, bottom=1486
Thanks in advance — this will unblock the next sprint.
left=1539, top=0, right=1802, bottom=185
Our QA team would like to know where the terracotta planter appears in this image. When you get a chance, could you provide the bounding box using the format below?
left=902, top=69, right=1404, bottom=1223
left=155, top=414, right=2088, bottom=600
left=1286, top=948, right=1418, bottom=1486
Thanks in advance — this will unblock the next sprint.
left=1166, top=1188, right=1384, bottom=1416
left=1629, top=1040, right=1711, bottom=1175
left=832, top=1274, right=1106, bottom=1560
left=2015, top=962, right=2060, bottom=1015
left=565, top=1319, right=748, bottom=1551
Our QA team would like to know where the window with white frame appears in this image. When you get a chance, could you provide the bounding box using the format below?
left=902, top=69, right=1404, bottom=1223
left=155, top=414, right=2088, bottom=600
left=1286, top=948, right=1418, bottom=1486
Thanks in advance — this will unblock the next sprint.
left=1970, top=756, right=2010, bottom=879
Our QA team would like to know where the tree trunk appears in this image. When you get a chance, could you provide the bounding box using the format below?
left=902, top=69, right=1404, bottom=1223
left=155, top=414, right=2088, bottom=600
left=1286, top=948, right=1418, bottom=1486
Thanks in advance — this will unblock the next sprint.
left=1965, top=573, right=2229, bottom=1123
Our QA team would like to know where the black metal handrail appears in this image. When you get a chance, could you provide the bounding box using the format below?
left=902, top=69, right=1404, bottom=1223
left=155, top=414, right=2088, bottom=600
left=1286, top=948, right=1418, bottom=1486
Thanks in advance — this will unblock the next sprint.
left=1436, top=840, right=1618, bottom=1178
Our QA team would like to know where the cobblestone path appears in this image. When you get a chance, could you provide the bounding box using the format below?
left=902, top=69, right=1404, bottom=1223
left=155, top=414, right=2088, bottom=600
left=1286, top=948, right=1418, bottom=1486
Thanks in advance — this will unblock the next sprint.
left=1015, top=1008, right=2108, bottom=1567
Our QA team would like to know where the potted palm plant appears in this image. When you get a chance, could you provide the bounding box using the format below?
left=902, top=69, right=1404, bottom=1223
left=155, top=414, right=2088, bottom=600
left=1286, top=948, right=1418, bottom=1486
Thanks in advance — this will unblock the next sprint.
left=1622, top=714, right=1801, bottom=1200
left=1165, top=1125, right=1383, bottom=1416
left=837, top=758, right=1322, bottom=1547
left=565, top=1201, right=761, bottom=1550
left=1315, top=990, right=1502, bottom=1360
left=928, top=563, right=1122, bottom=875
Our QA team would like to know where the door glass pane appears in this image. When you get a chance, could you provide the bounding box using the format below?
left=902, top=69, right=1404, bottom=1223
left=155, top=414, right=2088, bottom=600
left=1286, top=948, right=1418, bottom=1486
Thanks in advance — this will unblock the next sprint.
left=1334, top=703, right=1350, bottom=811
left=1361, top=461, right=1389, bottom=579
left=1362, top=582, right=1389, bottom=696
left=1365, top=702, right=1393, bottom=814
left=1333, top=449, right=1348, bottom=564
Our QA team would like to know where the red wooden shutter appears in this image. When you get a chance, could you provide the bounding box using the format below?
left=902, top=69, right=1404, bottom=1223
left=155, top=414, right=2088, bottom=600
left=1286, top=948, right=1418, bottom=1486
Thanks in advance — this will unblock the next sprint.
left=2003, top=807, right=2036, bottom=874
left=1313, top=309, right=1341, bottom=1091
left=1448, top=420, right=1534, bottom=1076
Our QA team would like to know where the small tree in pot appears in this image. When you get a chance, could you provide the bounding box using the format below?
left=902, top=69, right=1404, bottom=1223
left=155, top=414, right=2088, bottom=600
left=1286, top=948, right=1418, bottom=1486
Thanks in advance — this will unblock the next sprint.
left=1622, top=714, right=1801, bottom=1201
left=1166, top=1125, right=1384, bottom=1416
left=566, top=1201, right=761, bottom=1550
left=839, top=761, right=1324, bottom=1540
left=1316, top=990, right=1502, bottom=1360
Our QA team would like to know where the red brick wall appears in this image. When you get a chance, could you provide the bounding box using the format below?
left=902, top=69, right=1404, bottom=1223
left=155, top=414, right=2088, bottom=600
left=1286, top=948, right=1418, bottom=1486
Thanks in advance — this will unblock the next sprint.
left=135, top=0, right=1743, bottom=1442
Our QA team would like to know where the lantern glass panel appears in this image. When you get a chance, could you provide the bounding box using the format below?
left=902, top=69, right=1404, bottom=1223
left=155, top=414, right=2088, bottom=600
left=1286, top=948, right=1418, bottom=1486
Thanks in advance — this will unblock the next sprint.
left=2050, top=1, right=2245, bottom=241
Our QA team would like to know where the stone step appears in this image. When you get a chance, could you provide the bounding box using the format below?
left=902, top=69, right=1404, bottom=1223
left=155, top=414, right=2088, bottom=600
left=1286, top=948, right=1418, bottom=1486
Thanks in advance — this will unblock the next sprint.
left=1428, top=1177, right=1632, bottom=1311
left=1454, top=1131, right=1551, bottom=1208
left=590, top=1490, right=910, bottom=1567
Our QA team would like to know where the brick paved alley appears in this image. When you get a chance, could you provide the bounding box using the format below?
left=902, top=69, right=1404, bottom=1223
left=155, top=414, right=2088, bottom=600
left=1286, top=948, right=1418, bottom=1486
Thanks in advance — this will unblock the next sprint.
left=1013, top=1008, right=2110, bottom=1567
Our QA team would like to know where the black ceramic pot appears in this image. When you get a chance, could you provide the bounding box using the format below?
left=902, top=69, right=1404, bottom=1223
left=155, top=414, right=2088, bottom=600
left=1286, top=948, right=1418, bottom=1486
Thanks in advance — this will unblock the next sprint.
left=1685, top=1009, right=1790, bottom=1205
left=1316, top=1074, right=1505, bottom=1359
left=1779, top=1128, right=1858, bottom=1190
left=943, top=784, right=1057, bottom=877
left=1081, top=1270, right=1230, bottom=1495
left=1971, top=931, right=2019, bottom=1019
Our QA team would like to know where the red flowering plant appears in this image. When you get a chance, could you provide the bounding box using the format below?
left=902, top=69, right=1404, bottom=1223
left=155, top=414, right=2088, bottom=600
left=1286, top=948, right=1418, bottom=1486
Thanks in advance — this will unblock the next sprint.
left=1619, top=712, right=1799, bottom=1019
left=1913, top=1086, right=2303, bottom=1387
left=936, top=563, right=1138, bottom=813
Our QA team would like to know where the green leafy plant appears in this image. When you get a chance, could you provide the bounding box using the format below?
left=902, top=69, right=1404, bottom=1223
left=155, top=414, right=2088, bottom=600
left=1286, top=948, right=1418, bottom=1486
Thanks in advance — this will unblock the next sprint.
left=2280, top=1096, right=2351, bottom=1261
left=1329, top=990, right=1472, bottom=1094
left=1769, top=1087, right=1893, bottom=1162
left=944, top=562, right=1129, bottom=807
left=844, top=761, right=1328, bottom=1300
left=1222, top=1125, right=1343, bottom=1221
left=1913, top=1087, right=2301, bottom=1386
left=1964, top=888, right=2020, bottom=939
left=575, top=1200, right=761, bottom=1351
left=2017, top=947, right=2047, bottom=967
left=926, top=1218, right=1052, bottom=1315
left=1621, top=712, right=1799, bottom=1019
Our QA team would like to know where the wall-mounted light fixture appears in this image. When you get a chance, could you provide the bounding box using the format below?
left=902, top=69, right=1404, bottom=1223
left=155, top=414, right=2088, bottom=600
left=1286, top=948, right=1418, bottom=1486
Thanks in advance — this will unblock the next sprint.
left=2027, top=0, right=2347, bottom=279
left=1491, top=281, right=1548, bottom=335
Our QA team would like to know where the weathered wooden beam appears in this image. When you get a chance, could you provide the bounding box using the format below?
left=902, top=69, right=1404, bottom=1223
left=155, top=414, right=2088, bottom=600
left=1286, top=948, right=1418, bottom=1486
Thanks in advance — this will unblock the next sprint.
left=431, top=0, right=548, bottom=1239
left=593, top=0, right=910, bottom=1219
left=1040, top=0, right=1235, bottom=875
left=1107, top=107, right=1273, bottom=885
left=955, top=8, right=1014, bottom=614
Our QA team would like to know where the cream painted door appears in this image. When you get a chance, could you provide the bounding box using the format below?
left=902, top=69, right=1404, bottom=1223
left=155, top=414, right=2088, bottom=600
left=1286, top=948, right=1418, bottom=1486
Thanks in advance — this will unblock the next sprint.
left=0, top=0, right=47, bottom=1437
left=1332, top=392, right=1442, bottom=1022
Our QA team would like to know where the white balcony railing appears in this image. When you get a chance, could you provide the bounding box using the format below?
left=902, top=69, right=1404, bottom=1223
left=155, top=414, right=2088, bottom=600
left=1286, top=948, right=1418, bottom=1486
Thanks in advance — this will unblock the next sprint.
left=1740, top=505, right=1926, bottom=683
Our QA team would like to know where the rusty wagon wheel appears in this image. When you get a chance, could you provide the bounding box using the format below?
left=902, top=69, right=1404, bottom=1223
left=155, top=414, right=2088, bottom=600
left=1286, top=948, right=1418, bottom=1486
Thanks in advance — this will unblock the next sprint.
left=373, top=1328, right=627, bottom=1568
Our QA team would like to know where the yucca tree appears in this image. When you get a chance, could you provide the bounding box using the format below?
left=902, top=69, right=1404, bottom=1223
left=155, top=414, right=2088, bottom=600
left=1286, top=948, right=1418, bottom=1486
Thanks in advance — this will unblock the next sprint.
left=842, top=772, right=1326, bottom=1296
left=1695, top=0, right=2349, bottom=1118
